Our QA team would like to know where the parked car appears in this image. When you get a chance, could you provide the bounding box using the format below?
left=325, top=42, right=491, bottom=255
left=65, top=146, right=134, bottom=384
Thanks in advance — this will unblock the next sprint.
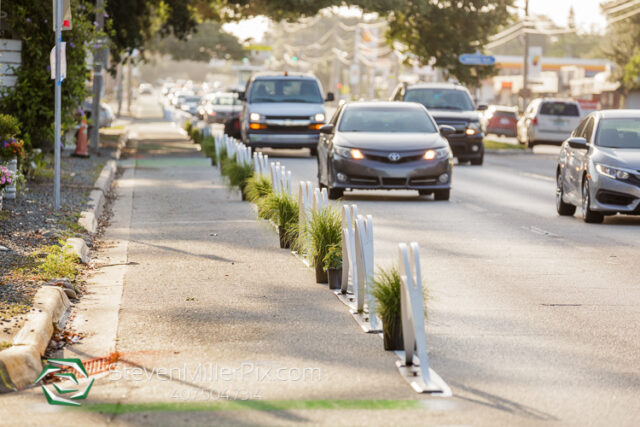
left=481, top=105, right=518, bottom=137
left=556, top=110, right=640, bottom=223
left=518, top=98, right=582, bottom=148
left=239, top=72, right=334, bottom=155
left=197, top=92, right=242, bottom=123
left=316, top=101, right=454, bottom=200
left=139, top=83, right=153, bottom=95
left=391, top=82, right=486, bottom=165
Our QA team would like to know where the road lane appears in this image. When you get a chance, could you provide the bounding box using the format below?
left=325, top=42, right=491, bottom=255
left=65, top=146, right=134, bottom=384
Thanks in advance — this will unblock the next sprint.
left=263, top=148, right=640, bottom=426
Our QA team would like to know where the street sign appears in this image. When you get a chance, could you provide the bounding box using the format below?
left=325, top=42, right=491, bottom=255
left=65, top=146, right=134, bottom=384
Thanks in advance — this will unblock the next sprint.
left=458, top=53, right=495, bottom=66
left=52, top=0, right=72, bottom=31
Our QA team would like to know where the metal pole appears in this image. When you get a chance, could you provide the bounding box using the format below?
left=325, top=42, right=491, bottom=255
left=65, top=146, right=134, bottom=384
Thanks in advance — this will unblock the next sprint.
left=90, top=0, right=104, bottom=151
left=54, top=0, right=62, bottom=210
left=522, top=0, right=529, bottom=111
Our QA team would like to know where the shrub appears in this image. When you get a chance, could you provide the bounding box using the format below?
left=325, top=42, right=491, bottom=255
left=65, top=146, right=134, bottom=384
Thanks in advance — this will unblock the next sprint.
left=37, top=241, right=79, bottom=280
left=225, top=159, right=254, bottom=192
left=200, top=135, right=217, bottom=165
left=301, top=206, right=342, bottom=268
left=322, top=244, right=342, bottom=271
left=372, top=266, right=402, bottom=331
left=244, top=175, right=273, bottom=203
left=259, top=192, right=299, bottom=247
left=184, top=121, right=193, bottom=137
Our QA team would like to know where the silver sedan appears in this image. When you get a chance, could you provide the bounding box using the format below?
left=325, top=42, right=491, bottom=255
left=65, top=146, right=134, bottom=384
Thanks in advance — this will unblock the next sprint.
left=556, top=110, right=640, bottom=223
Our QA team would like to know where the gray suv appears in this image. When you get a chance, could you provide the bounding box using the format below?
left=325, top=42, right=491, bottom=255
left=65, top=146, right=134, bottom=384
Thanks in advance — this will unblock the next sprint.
left=391, top=82, right=486, bottom=165
left=239, top=72, right=334, bottom=155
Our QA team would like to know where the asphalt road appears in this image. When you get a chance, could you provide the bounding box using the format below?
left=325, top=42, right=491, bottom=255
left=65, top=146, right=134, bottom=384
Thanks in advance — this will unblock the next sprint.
left=258, top=144, right=640, bottom=426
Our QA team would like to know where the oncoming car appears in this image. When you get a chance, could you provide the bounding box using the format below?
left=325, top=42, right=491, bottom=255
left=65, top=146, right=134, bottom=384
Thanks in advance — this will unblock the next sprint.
left=556, top=110, right=640, bottom=223
left=317, top=102, right=454, bottom=200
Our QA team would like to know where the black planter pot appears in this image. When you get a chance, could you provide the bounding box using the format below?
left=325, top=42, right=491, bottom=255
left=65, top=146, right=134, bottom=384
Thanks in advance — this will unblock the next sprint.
left=278, top=226, right=290, bottom=249
left=315, top=262, right=328, bottom=284
left=382, top=316, right=404, bottom=351
left=327, top=268, right=342, bottom=290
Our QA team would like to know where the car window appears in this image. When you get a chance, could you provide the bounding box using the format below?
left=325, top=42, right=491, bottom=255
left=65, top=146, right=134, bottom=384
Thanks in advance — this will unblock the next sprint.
left=572, top=117, right=588, bottom=137
left=214, top=96, right=241, bottom=105
left=540, top=102, right=579, bottom=116
left=249, top=79, right=323, bottom=103
left=595, top=118, right=640, bottom=149
left=583, top=117, right=595, bottom=142
left=338, top=107, right=437, bottom=133
left=494, top=111, right=516, bottom=118
left=403, top=88, right=475, bottom=111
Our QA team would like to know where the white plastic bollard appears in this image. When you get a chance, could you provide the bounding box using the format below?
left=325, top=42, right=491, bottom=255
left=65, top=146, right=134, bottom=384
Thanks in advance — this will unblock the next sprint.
left=298, top=181, right=314, bottom=233
left=270, top=162, right=281, bottom=194
left=355, top=215, right=375, bottom=328
left=398, top=242, right=431, bottom=384
left=341, top=205, right=358, bottom=294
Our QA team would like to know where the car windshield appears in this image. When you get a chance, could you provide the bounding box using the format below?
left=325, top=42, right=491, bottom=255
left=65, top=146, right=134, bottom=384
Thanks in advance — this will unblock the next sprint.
left=596, top=118, right=640, bottom=149
left=540, top=102, right=579, bottom=116
left=404, top=89, right=475, bottom=111
left=184, top=96, right=201, bottom=104
left=214, top=96, right=242, bottom=106
left=338, top=107, right=437, bottom=133
left=250, top=79, right=323, bottom=103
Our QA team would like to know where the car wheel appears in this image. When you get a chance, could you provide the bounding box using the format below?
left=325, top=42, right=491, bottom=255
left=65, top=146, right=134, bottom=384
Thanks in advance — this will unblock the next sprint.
left=582, top=178, right=603, bottom=223
left=470, top=155, right=484, bottom=166
left=418, top=190, right=433, bottom=196
left=556, top=172, right=576, bottom=216
left=309, top=147, right=318, bottom=157
left=434, top=189, right=450, bottom=201
left=327, top=187, right=343, bottom=200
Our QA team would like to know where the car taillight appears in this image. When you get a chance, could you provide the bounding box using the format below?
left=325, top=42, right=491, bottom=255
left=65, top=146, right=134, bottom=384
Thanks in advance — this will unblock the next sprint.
left=532, top=116, right=538, bottom=126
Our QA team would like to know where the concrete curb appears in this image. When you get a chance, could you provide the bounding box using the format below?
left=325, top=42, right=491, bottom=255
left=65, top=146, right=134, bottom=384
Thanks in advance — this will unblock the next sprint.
left=78, top=159, right=117, bottom=234
left=0, top=286, right=70, bottom=391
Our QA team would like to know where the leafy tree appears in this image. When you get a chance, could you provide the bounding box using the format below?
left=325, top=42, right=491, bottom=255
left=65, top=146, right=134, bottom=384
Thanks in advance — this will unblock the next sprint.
left=106, top=0, right=197, bottom=65
left=384, top=0, right=513, bottom=86
left=623, top=51, right=640, bottom=91
left=0, top=1, right=100, bottom=151
left=153, top=21, right=245, bottom=61
left=601, top=13, right=640, bottom=93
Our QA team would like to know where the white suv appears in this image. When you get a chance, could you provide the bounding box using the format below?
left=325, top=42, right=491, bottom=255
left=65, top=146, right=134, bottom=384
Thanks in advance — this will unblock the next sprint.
left=517, top=98, right=582, bottom=148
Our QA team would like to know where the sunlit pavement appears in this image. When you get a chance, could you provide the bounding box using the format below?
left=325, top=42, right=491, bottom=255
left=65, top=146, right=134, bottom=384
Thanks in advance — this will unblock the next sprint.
left=260, top=137, right=640, bottom=426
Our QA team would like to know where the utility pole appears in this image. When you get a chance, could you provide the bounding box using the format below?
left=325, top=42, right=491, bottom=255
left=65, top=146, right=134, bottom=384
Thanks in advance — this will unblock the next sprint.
left=54, top=0, right=62, bottom=210
left=522, top=0, right=530, bottom=111
left=90, top=0, right=104, bottom=152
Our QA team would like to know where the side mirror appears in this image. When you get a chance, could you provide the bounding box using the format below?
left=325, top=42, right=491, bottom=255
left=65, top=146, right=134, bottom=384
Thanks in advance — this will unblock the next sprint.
left=477, top=104, right=488, bottom=111
left=439, top=125, right=456, bottom=136
left=237, top=91, right=246, bottom=101
left=325, top=92, right=335, bottom=102
left=568, top=137, right=588, bottom=149
left=319, top=124, right=334, bottom=134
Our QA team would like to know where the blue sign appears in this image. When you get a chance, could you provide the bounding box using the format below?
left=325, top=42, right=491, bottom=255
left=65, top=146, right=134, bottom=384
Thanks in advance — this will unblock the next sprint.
left=458, top=53, right=495, bottom=66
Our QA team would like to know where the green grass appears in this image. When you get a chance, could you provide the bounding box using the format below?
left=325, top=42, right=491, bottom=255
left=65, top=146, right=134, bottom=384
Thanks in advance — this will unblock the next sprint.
left=81, top=399, right=424, bottom=414
left=483, top=139, right=527, bottom=150
left=244, top=175, right=273, bottom=203
left=36, top=241, right=79, bottom=280
left=372, top=266, right=402, bottom=330
left=299, top=206, right=342, bottom=267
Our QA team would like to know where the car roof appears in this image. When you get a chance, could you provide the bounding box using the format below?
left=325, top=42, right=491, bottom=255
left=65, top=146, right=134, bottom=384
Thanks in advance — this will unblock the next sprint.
left=594, top=109, right=640, bottom=119
left=403, top=82, right=467, bottom=91
left=251, top=72, right=318, bottom=80
left=343, top=101, right=425, bottom=109
left=534, top=98, right=579, bottom=104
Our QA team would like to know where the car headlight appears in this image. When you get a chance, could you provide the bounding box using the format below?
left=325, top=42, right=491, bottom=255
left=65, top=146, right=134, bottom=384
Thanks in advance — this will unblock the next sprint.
left=595, top=164, right=630, bottom=180
left=465, top=121, right=481, bottom=136
left=314, top=113, right=325, bottom=122
left=424, top=147, right=451, bottom=160
left=334, top=146, right=364, bottom=159
left=250, top=112, right=261, bottom=122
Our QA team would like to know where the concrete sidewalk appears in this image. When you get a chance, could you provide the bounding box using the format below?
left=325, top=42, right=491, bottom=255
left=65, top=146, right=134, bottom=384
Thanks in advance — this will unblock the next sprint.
left=0, top=120, right=478, bottom=426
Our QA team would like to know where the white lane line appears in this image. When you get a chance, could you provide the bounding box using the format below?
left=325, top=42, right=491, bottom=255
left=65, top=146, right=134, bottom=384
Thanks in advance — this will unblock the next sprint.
left=520, top=172, right=555, bottom=182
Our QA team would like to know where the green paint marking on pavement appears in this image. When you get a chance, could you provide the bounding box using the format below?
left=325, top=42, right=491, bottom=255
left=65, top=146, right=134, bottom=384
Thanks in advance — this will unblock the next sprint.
left=82, top=400, right=424, bottom=414
left=135, top=158, right=211, bottom=168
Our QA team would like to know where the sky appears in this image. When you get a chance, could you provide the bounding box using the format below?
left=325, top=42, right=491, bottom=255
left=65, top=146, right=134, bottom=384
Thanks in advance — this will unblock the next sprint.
left=222, top=1, right=609, bottom=42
